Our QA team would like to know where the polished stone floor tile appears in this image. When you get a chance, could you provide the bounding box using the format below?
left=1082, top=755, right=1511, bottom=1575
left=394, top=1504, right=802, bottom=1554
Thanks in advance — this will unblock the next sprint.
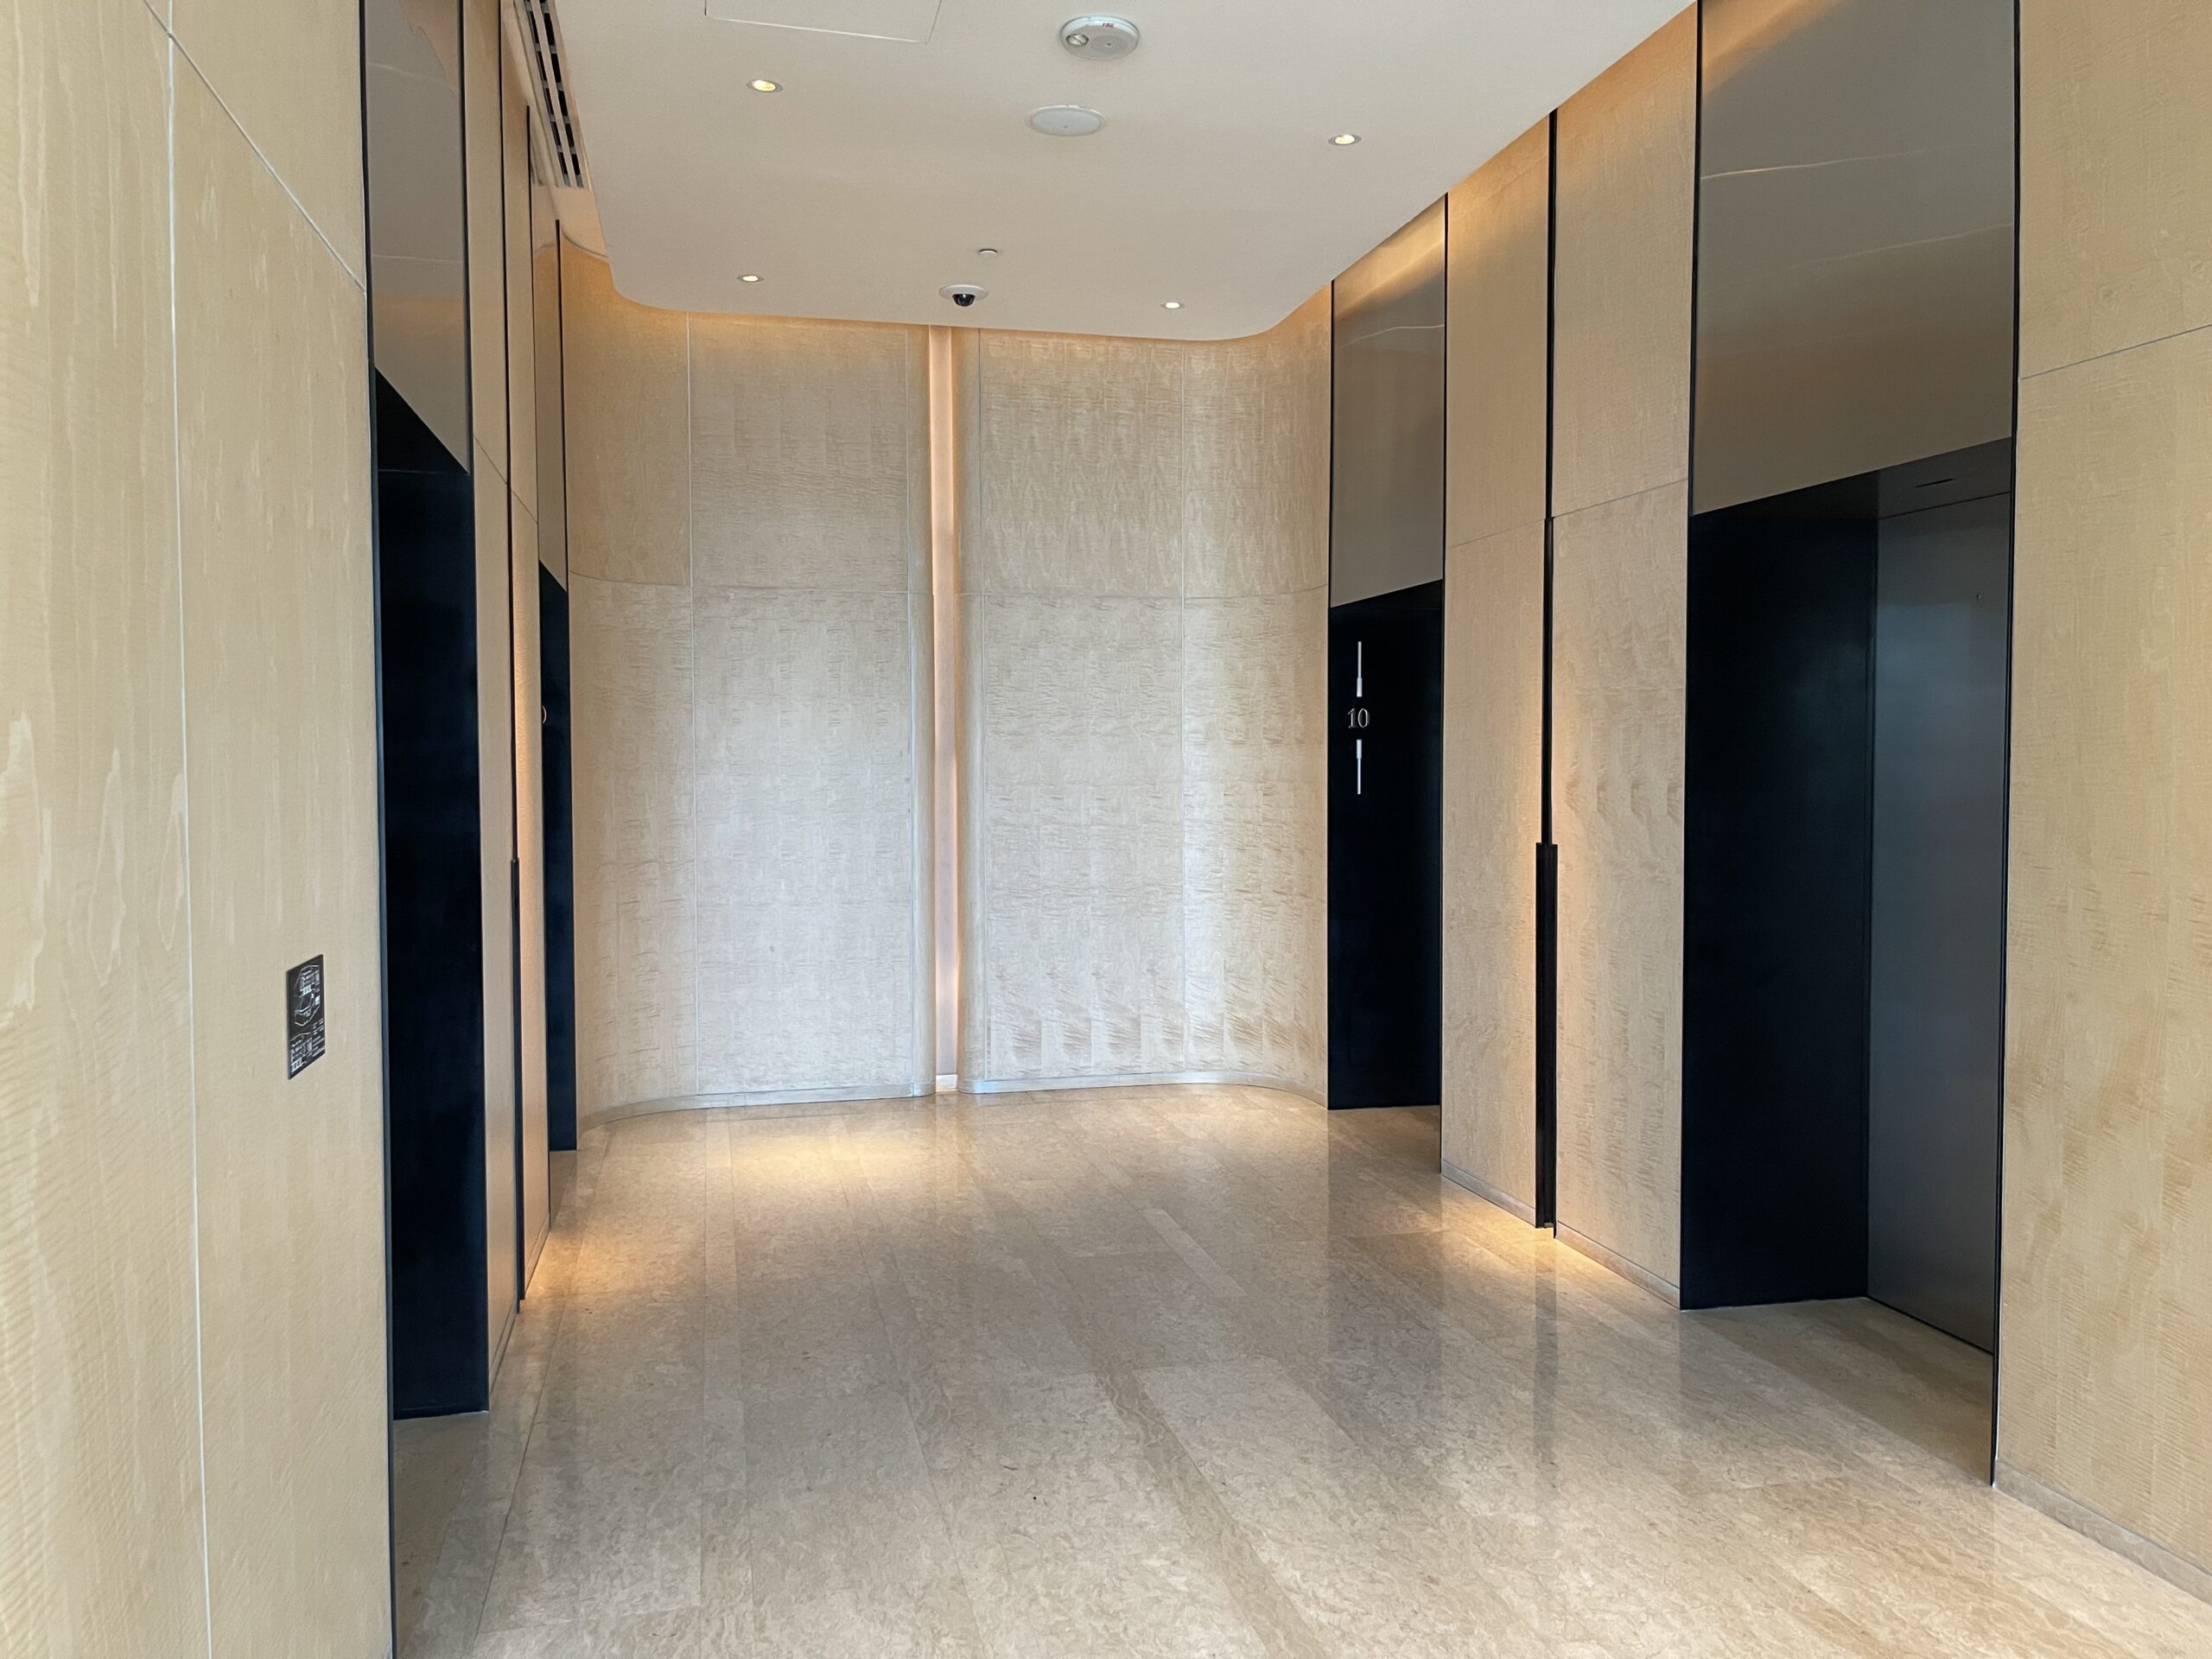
left=470, top=1605, right=749, bottom=1658
left=883, top=1243, right=1096, bottom=1390
left=1141, top=1357, right=1553, bottom=1656
left=1053, top=1250, right=1258, bottom=1370
left=738, top=1387, right=987, bottom=1653
left=919, top=1373, right=1273, bottom=1658
left=395, top=1087, right=2212, bottom=1659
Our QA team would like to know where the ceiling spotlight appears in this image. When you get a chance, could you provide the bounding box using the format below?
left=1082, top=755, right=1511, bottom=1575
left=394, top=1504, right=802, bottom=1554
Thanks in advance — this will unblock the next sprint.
left=1061, top=16, right=1141, bottom=60
left=1331, top=131, right=1361, bottom=146
left=977, top=247, right=1001, bottom=259
left=749, top=79, right=781, bottom=92
left=1029, top=105, right=1106, bottom=137
left=1162, top=301, right=1182, bottom=310
left=741, top=273, right=762, bottom=283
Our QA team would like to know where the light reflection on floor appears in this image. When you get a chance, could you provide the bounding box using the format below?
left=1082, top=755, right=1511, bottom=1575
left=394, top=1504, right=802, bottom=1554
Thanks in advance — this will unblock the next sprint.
left=393, top=1086, right=2210, bottom=1658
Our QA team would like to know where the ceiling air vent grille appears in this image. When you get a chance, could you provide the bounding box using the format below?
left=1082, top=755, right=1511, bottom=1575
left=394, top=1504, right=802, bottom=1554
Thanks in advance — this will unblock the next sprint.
left=513, top=0, right=589, bottom=190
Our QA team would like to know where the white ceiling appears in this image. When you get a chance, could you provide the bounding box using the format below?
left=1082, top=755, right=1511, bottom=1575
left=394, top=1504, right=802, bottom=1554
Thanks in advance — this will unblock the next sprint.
left=553, top=0, right=1686, bottom=340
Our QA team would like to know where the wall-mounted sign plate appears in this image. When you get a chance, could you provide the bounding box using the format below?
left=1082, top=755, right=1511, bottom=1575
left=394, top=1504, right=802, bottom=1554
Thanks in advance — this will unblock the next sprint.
left=704, top=0, right=942, bottom=44
left=287, top=957, right=327, bottom=1079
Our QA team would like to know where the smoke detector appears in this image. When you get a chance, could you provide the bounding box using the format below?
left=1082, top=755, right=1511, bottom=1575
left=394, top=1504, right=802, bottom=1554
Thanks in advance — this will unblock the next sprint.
left=1029, top=105, right=1105, bottom=137
left=1060, top=16, right=1141, bottom=60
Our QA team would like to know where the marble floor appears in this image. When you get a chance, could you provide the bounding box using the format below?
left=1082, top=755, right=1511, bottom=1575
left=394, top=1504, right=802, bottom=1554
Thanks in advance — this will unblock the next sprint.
left=394, top=1085, right=2212, bottom=1658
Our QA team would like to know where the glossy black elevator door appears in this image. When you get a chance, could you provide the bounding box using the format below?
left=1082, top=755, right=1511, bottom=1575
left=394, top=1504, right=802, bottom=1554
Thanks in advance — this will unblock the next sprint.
left=1679, top=509, right=1876, bottom=1309
left=1327, top=582, right=1444, bottom=1109
left=540, top=567, right=578, bottom=1154
left=378, top=372, right=492, bottom=1417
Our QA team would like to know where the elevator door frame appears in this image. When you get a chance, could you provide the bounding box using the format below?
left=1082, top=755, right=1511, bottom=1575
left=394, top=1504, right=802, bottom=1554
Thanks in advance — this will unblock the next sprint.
left=1675, top=443, right=2013, bottom=1357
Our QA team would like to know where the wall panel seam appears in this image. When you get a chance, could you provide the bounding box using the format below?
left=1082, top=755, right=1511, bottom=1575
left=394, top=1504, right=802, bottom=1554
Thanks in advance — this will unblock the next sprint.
left=1550, top=476, right=1690, bottom=522
left=973, top=345, right=990, bottom=1071
left=2018, top=316, right=2212, bottom=381
left=977, top=341, right=993, bottom=1072
left=1992, top=0, right=2022, bottom=1488
left=1446, top=517, right=1548, bottom=556
left=1178, top=348, right=1192, bottom=1070
left=154, top=26, right=365, bottom=291
left=908, top=334, right=931, bottom=1082
left=688, top=580, right=922, bottom=597
left=685, top=315, right=700, bottom=1096
left=161, top=32, right=219, bottom=1659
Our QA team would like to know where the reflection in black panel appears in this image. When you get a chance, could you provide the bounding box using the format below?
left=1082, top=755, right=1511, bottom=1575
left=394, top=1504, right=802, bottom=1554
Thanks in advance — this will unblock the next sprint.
left=1867, top=493, right=2008, bottom=1351
left=1694, top=0, right=2016, bottom=512
left=1331, top=200, right=1446, bottom=609
left=365, top=0, right=469, bottom=465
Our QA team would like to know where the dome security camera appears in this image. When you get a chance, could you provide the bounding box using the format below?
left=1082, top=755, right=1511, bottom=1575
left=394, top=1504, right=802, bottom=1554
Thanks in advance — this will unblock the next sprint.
left=940, top=283, right=988, bottom=308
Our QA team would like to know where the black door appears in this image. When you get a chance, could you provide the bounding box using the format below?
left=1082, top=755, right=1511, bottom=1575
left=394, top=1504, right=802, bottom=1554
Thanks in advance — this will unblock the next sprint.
left=540, top=567, right=578, bottom=1153
left=1327, top=582, right=1444, bottom=1108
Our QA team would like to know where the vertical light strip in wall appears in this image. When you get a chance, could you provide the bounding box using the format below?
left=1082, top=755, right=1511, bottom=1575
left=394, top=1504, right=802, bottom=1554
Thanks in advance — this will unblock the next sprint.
left=927, top=327, right=963, bottom=1089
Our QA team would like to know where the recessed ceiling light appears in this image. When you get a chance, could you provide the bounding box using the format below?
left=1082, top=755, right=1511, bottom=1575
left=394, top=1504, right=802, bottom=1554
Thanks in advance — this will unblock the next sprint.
left=1331, top=132, right=1361, bottom=146
left=1029, top=105, right=1106, bottom=138
left=1162, top=301, right=1182, bottom=310
left=977, top=247, right=1001, bottom=259
left=741, top=273, right=762, bottom=283
left=750, top=79, right=781, bottom=93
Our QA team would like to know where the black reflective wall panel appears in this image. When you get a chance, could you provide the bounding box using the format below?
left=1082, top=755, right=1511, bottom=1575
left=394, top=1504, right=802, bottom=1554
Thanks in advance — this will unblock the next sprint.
left=1328, top=197, right=1446, bottom=1109
left=540, top=567, right=577, bottom=1153
left=365, top=0, right=468, bottom=465
left=1328, top=583, right=1445, bottom=1109
left=1680, top=500, right=1875, bottom=1308
left=1867, top=489, right=2009, bottom=1351
left=1694, top=0, right=2016, bottom=512
left=1331, top=201, right=1446, bottom=607
left=377, top=373, right=491, bottom=1415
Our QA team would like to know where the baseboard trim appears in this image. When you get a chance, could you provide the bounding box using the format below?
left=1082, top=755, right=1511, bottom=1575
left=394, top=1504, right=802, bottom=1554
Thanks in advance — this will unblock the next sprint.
left=957, top=1070, right=1328, bottom=1108
left=1441, top=1160, right=1540, bottom=1226
left=579, top=1071, right=1330, bottom=1135
left=1554, top=1222, right=1681, bottom=1308
left=1995, top=1459, right=2212, bottom=1605
left=579, top=1081, right=933, bottom=1135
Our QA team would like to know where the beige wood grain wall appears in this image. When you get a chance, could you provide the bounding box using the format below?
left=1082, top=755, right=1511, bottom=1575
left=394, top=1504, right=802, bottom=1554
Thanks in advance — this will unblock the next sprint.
left=512, top=131, right=550, bottom=1277
left=957, top=297, right=1331, bottom=1096
left=2000, top=0, right=2212, bottom=1585
left=565, top=254, right=938, bottom=1120
left=1442, top=118, right=1552, bottom=1215
left=3, top=0, right=388, bottom=1651
left=1548, top=6, right=1698, bottom=1294
left=531, top=170, right=569, bottom=584
left=460, top=0, right=524, bottom=1380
